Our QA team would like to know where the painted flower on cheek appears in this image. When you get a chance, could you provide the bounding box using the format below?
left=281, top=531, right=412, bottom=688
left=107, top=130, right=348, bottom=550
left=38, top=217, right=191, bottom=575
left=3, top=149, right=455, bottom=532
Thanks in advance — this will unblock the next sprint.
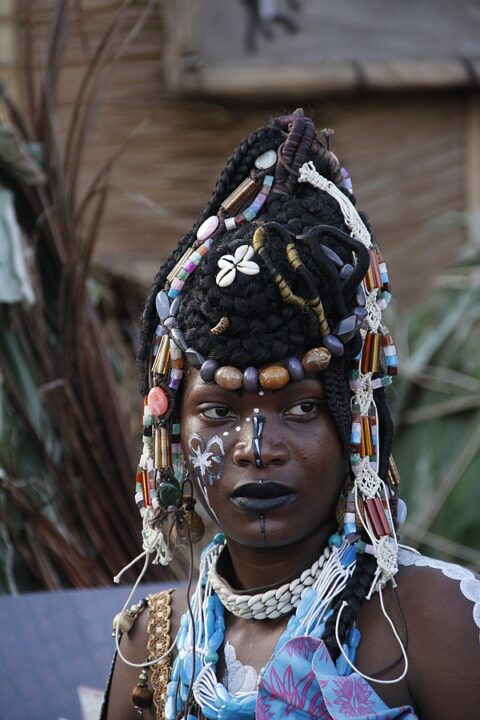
left=188, top=433, right=225, bottom=486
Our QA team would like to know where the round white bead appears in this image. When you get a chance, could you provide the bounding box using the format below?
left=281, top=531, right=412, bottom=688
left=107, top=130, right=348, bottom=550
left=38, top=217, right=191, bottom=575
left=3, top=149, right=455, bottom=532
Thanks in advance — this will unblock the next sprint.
left=255, top=149, right=277, bottom=170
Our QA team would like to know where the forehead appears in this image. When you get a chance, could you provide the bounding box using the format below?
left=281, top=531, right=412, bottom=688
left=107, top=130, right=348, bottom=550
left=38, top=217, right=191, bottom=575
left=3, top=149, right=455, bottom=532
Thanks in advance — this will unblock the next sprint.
left=181, top=365, right=326, bottom=408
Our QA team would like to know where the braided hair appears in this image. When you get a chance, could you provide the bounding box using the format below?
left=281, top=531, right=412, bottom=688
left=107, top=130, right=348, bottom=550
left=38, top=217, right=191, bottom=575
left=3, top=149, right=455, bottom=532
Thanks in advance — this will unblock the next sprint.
left=138, top=111, right=395, bottom=661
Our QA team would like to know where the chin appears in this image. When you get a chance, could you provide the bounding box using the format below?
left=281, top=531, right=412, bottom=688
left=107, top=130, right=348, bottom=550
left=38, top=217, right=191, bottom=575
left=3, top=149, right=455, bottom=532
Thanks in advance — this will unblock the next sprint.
left=222, top=512, right=321, bottom=550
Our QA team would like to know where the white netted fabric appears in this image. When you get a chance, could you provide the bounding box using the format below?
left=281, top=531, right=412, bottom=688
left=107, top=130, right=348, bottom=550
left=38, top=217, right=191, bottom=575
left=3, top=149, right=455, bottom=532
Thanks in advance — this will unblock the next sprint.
left=298, top=162, right=372, bottom=248
left=374, top=536, right=398, bottom=584
left=354, top=459, right=383, bottom=500
left=365, top=289, right=382, bottom=332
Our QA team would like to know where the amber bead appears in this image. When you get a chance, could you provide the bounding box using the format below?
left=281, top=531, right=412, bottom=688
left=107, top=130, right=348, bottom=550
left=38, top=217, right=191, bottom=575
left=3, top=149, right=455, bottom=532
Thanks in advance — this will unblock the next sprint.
left=214, top=366, right=243, bottom=390
left=302, top=347, right=332, bottom=373
left=259, top=365, right=290, bottom=390
left=131, top=684, right=153, bottom=708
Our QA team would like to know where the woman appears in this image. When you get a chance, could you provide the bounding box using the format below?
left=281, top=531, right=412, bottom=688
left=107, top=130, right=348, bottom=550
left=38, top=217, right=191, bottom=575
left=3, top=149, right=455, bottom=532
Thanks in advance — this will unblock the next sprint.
left=104, top=110, right=480, bottom=720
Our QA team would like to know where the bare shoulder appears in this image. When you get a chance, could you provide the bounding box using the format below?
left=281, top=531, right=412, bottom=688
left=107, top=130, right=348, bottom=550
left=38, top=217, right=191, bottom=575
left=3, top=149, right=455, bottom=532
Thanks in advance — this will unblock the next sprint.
left=395, top=553, right=480, bottom=719
left=355, top=552, right=480, bottom=717
left=105, top=585, right=189, bottom=720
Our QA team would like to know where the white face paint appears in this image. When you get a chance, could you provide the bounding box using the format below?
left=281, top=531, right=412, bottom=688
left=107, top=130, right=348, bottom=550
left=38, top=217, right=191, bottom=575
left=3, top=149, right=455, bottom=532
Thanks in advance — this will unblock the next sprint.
left=253, top=408, right=260, bottom=414
left=258, top=390, right=265, bottom=396
left=223, top=431, right=229, bottom=436
left=245, top=417, right=251, bottom=423
left=187, top=433, right=224, bottom=524
left=188, top=433, right=225, bottom=486
left=235, top=426, right=241, bottom=432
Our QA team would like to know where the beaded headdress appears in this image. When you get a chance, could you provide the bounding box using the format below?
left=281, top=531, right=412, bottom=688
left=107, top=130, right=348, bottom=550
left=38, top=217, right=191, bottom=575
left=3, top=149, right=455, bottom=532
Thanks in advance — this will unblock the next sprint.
left=134, top=110, right=401, bottom=597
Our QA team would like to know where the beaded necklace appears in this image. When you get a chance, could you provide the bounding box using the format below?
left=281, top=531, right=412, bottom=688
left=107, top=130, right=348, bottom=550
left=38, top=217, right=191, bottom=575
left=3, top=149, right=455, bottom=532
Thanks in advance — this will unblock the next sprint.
left=166, top=532, right=360, bottom=720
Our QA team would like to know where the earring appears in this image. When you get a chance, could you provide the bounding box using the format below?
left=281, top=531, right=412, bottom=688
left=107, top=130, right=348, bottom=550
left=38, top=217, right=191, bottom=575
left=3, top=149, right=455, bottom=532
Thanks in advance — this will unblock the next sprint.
left=170, top=472, right=205, bottom=547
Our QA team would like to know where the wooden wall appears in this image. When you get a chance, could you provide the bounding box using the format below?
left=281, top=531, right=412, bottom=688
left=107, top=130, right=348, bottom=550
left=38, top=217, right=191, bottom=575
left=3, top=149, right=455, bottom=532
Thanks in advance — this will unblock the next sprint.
left=11, top=1, right=472, bottom=308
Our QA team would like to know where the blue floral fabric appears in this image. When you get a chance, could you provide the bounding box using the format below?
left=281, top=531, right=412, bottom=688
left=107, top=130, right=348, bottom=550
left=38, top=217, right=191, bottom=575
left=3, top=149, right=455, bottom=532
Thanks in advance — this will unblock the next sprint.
left=257, top=636, right=417, bottom=719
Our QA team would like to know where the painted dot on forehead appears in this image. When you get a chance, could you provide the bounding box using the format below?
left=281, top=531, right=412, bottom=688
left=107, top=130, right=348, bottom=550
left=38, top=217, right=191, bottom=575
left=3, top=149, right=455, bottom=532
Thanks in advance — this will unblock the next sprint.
left=235, top=426, right=241, bottom=432
left=253, top=408, right=260, bottom=414
left=245, top=417, right=251, bottom=423
left=223, top=431, right=229, bottom=436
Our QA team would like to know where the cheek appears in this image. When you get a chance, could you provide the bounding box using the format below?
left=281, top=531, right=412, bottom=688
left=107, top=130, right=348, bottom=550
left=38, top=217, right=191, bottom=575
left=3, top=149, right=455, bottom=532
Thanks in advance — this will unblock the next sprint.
left=303, top=420, right=346, bottom=489
left=184, top=431, right=227, bottom=487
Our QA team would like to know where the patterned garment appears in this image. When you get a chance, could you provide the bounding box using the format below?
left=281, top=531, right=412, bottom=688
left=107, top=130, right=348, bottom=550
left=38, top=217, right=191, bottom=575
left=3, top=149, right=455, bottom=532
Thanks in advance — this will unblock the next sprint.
left=257, top=636, right=417, bottom=720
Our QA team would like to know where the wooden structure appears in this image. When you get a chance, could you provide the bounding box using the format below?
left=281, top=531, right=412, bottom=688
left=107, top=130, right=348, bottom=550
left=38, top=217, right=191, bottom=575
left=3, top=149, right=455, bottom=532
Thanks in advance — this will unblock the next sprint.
left=5, top=0, right=479, bottom=308
left=163, top=0, right=480, bottom=97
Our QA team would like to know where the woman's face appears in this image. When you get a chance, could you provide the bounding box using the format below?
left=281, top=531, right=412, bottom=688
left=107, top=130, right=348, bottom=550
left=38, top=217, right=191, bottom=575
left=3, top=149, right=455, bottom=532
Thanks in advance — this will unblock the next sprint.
left=180, top=365, right=346, bottom=549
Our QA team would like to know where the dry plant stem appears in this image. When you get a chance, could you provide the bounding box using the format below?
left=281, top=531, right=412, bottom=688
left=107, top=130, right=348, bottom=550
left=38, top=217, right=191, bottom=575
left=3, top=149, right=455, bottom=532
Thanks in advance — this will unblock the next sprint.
left=64, top=0, right=155, bottom=212
left=18, top=0, right=37, bottom=135
left=0, top=0, right=174, bottom=589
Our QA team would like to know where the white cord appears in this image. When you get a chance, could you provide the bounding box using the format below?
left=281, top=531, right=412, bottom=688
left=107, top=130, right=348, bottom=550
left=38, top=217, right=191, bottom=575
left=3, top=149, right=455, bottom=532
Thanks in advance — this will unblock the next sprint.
left=113, top=552, right=176, bottom=669
left=334, top=591, right=408, bottom=685
left=398, top=543, right=421, bottom=556
left=113, top=549, right=147, bottom=584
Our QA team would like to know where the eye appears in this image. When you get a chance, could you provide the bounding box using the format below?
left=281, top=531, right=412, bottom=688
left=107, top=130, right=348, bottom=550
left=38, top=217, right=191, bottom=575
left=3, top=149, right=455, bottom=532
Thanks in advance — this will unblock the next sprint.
left=284, top=400, right=321, bottom=419
left=201, top=405, right=236, bottom=421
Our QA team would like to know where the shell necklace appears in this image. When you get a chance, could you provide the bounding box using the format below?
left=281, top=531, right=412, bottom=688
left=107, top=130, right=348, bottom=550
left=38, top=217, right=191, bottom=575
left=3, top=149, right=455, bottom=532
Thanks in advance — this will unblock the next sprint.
left=208, top=541, right=332, bottom=620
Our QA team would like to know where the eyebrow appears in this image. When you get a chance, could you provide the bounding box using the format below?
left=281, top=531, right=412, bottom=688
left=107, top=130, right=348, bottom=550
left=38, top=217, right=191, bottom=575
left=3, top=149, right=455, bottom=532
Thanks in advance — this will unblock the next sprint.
left=188, top=377, right=325, bottom=402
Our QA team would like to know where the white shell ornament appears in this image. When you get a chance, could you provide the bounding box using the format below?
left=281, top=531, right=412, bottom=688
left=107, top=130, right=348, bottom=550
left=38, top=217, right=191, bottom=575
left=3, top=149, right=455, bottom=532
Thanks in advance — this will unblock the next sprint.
left=215, top=245, right=260, bottom=288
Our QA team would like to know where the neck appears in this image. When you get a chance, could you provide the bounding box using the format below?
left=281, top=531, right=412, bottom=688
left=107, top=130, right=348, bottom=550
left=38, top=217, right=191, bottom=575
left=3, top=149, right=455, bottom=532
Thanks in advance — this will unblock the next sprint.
left=222, top=522, right=336, bottom=591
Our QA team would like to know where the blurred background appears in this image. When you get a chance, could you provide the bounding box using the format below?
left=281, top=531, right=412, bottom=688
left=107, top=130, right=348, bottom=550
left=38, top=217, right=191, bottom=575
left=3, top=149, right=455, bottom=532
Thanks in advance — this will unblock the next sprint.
left=0, top=1, right=479, bottom=718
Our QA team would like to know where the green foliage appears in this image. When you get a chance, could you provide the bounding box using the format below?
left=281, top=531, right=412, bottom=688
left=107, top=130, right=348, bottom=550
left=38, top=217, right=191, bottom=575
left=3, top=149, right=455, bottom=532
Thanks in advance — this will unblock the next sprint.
left=392, top=260, right=480, bottom=568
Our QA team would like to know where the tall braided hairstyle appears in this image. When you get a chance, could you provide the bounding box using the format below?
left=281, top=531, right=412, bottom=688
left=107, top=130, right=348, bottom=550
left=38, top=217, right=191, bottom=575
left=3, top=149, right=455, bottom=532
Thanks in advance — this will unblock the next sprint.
left=137, top=110, right=400, bottom=662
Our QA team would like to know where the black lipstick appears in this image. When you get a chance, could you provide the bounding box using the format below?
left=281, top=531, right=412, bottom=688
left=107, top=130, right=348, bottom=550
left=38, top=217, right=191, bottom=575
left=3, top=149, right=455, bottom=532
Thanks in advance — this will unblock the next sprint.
left=230, top=482, right=297, bottom=512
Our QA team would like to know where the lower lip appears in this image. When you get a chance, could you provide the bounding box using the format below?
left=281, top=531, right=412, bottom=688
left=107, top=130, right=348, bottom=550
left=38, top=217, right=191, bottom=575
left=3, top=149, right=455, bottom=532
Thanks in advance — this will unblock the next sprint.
left=230, top=494, right=297, bottom=512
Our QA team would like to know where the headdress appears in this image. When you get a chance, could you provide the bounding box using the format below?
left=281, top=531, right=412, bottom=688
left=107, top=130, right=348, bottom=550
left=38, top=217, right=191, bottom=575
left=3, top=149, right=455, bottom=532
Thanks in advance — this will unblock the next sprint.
left=118, top=110, right=404, bottom=666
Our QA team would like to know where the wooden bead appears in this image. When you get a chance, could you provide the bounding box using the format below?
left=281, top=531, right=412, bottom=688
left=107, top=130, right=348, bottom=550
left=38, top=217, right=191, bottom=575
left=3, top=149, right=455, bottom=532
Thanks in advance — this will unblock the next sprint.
left=210, top=316, right=230, bottom=335
left=259, top=365, right=290, bottom=390
left=214, top=366, right=243, bottom=390
left=302, top=347, right=332, bottom=373
left=131, top=684, right=153, bottom=708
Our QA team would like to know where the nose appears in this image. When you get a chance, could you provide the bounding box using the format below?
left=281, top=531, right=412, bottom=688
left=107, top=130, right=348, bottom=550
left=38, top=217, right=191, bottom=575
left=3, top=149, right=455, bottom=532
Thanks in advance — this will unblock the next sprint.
left=232, top=416, right=290, bottom=468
